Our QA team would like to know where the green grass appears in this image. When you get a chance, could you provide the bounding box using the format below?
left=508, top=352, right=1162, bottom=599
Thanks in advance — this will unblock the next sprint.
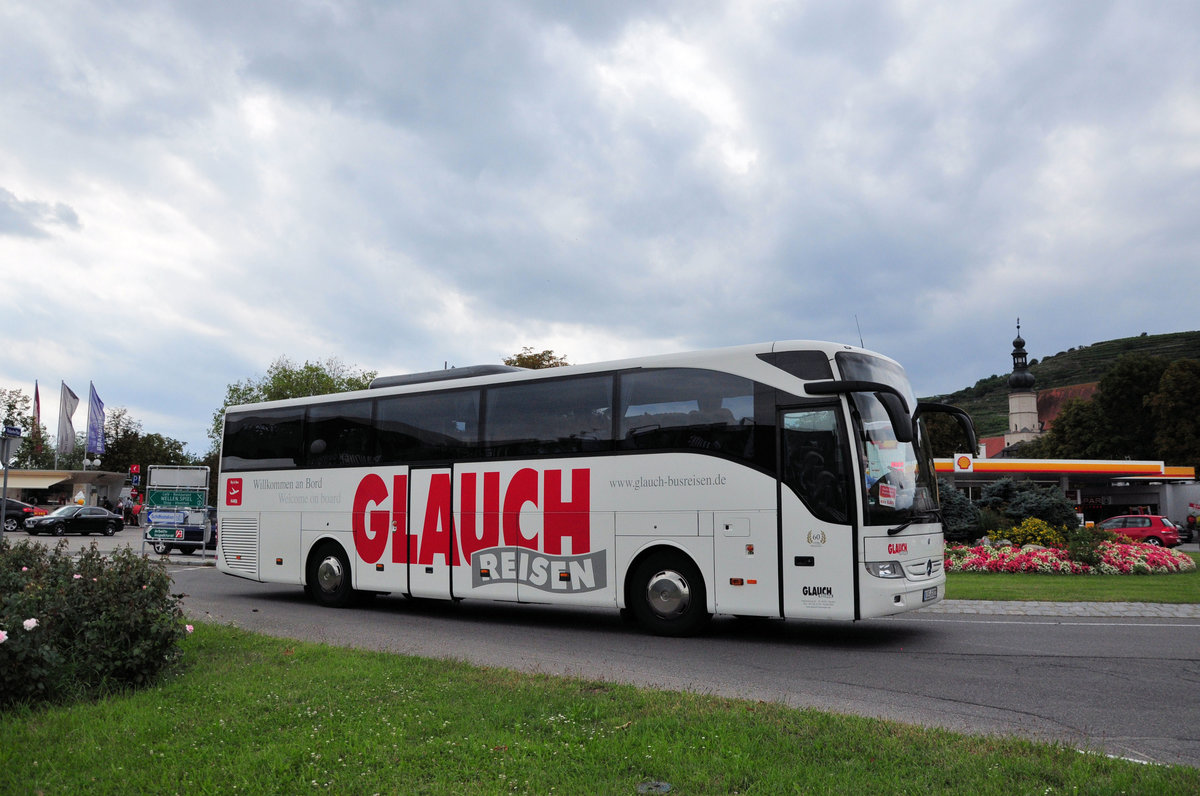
left=1, top=624, right=1198, bottom=794
left=947, top=552, right=1200, bottom=602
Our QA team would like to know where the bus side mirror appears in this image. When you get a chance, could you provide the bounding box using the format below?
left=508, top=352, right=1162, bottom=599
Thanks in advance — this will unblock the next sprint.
left=807, top=380, right=913, bottom=444
left=914, top=402, right=978, bottom=453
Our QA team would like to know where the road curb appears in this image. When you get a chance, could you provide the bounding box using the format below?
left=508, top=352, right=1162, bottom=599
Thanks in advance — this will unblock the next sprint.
left=924, top=599, right=1200, bottom=618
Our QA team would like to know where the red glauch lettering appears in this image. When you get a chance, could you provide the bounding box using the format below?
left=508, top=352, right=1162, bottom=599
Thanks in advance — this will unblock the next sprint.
left=352, top=468, right=591, bottom=566
left=887, top=543, right=908, bottom=555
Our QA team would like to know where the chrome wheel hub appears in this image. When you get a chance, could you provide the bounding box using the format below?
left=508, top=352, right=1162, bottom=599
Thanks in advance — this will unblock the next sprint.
left=646, top=570, right=690, bottom=618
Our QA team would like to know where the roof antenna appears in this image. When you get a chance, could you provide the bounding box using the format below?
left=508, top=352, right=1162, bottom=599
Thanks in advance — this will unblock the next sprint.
left=854, top=314, right=865, bottom=348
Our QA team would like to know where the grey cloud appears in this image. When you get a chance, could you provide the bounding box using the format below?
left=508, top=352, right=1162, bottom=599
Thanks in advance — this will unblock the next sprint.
left=0, top=187, right=81, bottom=238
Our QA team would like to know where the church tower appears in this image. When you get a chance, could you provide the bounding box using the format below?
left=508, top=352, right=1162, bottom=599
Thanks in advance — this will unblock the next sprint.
left=1005, top=320, right=1041, bottom=447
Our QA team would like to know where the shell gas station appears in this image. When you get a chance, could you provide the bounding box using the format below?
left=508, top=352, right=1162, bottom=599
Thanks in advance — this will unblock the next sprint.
left=933, top=328, right=1198, bottom=528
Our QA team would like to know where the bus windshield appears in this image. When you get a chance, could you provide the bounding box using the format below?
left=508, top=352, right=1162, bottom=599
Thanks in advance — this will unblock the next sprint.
left=835, top=352, right=938, bottom=526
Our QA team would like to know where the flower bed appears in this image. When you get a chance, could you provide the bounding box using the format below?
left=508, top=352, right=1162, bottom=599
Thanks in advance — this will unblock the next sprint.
left=945, top=541, right=1196, bottom=575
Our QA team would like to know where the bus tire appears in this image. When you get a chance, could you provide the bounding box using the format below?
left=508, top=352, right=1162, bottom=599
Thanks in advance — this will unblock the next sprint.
left=628, top=550, right=710, bottom=637
left=307, top=543, right=356, bottom=608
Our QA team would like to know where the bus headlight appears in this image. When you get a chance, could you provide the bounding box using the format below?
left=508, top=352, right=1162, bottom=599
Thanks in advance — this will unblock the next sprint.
left=866, top=561, right=904, bottom=578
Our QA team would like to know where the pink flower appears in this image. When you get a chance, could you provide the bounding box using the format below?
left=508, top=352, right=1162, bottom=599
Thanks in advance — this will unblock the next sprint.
left=21, top=566, right=28, bottom=572
left=23, top=618, right=38, bottom=631
left=73, top=573, right=82, bottom=580
left=0, top=630, right=7, bottom=644
left=185, top=624, right=194, bottom=634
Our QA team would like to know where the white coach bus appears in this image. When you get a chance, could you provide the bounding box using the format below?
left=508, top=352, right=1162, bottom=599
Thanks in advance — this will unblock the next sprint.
left=216, top=341, right=975, bottom=636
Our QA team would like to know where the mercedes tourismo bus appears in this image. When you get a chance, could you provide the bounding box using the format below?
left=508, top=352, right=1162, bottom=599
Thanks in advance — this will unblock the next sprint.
left=216, top=341, right=975, bottom=635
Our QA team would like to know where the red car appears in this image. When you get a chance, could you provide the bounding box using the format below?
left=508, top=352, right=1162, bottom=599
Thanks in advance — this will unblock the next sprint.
left=2, top=498, right=48, bottom=533
left=1096, top=515, right=1181, bottom=547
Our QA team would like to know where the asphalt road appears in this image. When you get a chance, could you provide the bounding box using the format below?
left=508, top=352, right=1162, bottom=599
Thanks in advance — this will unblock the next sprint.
left=170, top=563, right=1200, bottom=769
left=12, top=530, right=1199, bottom=767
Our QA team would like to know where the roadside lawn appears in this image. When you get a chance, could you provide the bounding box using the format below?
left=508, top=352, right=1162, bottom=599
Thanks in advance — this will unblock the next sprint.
left=947, top=552, right=1200, bottom=602
left=1, top=623, right=1196, bottom=794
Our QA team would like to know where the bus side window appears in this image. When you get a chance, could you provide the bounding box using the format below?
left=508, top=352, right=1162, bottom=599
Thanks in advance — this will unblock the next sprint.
left=376, top=389, right=481, bottom=464
left=221, top=407, right=304, bottom=471
left=618, top=369, right=755, bottom=460
left=305, top=399, right=377, bottom=468
left=484, top=375, right=613, bottom=457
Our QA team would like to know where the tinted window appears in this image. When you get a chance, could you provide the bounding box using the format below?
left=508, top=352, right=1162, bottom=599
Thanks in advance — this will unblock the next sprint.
left=758, top=350, right=834, bottom=380
left=780, top=407, right=850, bottom=524
left=485, top=375, right=613, bottom=457
left=222, top=407, right=304, bottom=471
left=618, top=369, right=755, bottom=460
left=376, top=390, right=480, bottom=463
left=305, top=400, right=378, bottom=468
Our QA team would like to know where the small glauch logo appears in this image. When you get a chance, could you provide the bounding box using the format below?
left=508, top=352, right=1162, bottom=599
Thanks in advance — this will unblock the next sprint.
left=226, top=478, right=243, bottom=506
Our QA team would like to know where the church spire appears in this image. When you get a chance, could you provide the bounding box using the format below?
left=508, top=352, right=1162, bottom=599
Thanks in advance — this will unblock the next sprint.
left=1008, top=318, right=1035, bottom=391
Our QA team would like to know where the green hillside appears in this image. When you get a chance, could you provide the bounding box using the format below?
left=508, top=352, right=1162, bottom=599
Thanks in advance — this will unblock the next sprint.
left=922, top=330, right=1200, bottom=438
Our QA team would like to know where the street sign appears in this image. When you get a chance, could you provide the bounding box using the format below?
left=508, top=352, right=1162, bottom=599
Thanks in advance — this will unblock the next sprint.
left=2, top=426, right=21, bottom=438
left=146, top=489, right=206, bottom=508
left=146, top=526, right=185, bottom=540
left=147, top=510, right=186, bottom=525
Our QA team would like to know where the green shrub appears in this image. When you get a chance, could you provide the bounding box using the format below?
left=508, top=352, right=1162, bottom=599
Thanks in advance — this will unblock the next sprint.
left=0, top=538, right=187, bottom=707
left=1066, top=526, right=1106, bottom=566
left=977, top=507, right=1012, bottom=538
left=991, top=517, right=1069, bottom=549
left=976, top=477, right=1079, bottom=530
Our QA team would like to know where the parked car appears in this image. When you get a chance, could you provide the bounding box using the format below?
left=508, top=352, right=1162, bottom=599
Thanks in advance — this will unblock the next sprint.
left=25, top=505, right=124, bottom=536
left=2, top=498, right=48, bottom=532
left=1096, top=515, right=1181, bottom=547
left=150, top=507, right=217, bottom=555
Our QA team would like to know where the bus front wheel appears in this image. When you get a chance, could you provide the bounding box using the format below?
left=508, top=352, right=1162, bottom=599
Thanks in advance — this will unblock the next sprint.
left=628, top=551, right=710, bottom=637
left=307, top=543, right=356, bottom=608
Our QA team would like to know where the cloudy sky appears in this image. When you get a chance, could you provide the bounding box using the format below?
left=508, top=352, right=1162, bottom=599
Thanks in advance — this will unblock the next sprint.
left=3, top=1, right=1198, bottom=455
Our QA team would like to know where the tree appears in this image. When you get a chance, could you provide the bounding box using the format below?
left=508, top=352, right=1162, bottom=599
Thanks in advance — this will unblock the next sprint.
left=1, top=387, right=54, bottom=469
left=1148, top=358, right=1200, bottom=470
left=1033, top=399, right=1109, bottom=459
left=208, top=356, right=377, bottom=453
left=1095, top=353, right=1167, bottom=460
left=503, top=348, right=570, bottom=369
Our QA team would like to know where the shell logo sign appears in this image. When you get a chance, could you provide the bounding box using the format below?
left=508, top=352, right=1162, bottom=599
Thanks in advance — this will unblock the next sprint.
left=954, top=454, right=974, bottom=473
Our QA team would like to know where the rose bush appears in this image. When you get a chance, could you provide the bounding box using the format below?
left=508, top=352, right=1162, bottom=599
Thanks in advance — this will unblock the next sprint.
left=0, top=537, right=188, bottom=707
left=946, top=541, right=1196, bottom=575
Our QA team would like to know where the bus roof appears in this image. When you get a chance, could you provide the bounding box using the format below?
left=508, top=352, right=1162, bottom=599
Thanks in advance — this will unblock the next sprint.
left=223, top=340, right=902, bottom=414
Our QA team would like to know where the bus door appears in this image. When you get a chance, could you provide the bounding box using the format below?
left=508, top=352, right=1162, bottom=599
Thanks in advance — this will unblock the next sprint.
left=777, top=406, right=857, bottom=620
left=451, top=466, right=519, bottom=602
left=408, top=467, right=456, bottom=599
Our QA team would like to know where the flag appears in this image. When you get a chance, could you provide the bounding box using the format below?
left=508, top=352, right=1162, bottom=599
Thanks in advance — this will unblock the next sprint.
left=33, top=380, right=42, bottom=453
left=87, top=382, right=105, bottom=455
left=57, top=382, right=79, bottom=456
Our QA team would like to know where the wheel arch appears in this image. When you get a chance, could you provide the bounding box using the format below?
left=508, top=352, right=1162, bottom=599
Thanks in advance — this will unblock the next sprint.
left=620, top=541, right=711, bottom=614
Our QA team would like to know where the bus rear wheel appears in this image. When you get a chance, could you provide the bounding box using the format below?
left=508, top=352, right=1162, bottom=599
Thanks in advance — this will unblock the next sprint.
left=629, top=551, right=710, bottom=637
left=307, top=543, right=356, bottom=608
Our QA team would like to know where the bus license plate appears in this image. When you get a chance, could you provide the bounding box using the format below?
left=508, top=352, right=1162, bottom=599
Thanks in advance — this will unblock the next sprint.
left=922, top=586, right=938, bottom=602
